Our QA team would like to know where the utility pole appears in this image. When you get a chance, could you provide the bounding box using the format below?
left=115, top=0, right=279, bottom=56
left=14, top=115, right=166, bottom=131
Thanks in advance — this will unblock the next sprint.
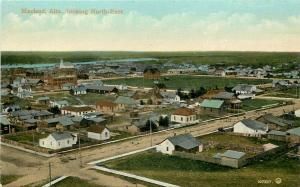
left=150, top=119, right=152, bottom=147
left=48, top=162, right=52, bottom=186
left=79, top=135, right=83, bottom=167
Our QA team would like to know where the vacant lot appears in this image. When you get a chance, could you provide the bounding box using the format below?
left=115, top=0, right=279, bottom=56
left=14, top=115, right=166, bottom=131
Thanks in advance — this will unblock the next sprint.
left=241, top=99, right=282, bottom=111
left=51, top=177, right=105, bottom=187
left=105, top=151, right=299, bottom=187
left=265, top=88, right=300, bottom=99
left=4, top=132, right=49, bottom=145
left=103, top=75, right=271, bottom=90
left=0, top=174, right=22, bottom=185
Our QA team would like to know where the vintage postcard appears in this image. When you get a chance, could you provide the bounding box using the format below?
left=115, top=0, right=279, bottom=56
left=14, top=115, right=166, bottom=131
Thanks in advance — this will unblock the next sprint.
left=1, top=0, right=300, bottom=187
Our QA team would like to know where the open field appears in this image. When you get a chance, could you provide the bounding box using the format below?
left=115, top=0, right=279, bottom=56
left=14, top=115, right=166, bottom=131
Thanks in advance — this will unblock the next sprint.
left=105, top=151, right=300, bottom=187
left=2, top=51, right=300, bottom=67
left=4, top=132, right=49, bottom=145
left=51, top=176, right=105, bottom=187
left=103, top=75, right=271, bottom=90
left=241, top=99, right=283, bottom=111
left=265, top=88, right=300, bottom=99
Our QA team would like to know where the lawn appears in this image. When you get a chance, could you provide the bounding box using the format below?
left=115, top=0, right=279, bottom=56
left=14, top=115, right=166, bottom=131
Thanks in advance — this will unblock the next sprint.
left=5, top=132, right=48, bottom=145
left=105, top=151, right=300, bottom=187
left=77, top=93, right=116, bottom=105
left=241, top=99, right=282, bottom=111
left=51, top=177, right=105, bottom=187
left=265, top=88, right=300, bottom=99
left=199, top=133, right=267, bottom=148
left=103, top=75, right=271, bottom=90
left=0, top=175, right=22, bottom=185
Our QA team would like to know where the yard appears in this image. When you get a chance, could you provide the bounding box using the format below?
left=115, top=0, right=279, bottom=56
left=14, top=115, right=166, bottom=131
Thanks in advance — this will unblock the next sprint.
left=77, top=93, right=116, bottom=105
left=4, top=132, right=49, bottom=145
left=240, top=99, right=282, bottom=111
left=104, top=151, right=299, bottom=187
left=103, top=75, right=271, bottom=90
left=265, top=88, right=300, bottom=99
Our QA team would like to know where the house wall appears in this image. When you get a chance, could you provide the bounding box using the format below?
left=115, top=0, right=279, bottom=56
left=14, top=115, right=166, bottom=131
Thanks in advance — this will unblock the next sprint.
left=171, top=115, right=197, bottom=124
left=61, top=109, right=95, bottom=116
left=39, top=135, right=77, bottom=150
left=88, top=128, right=110, bottom=140
left=233, top=122, right=267, bottom=136
left=295, top=109, right=300, bottom=117
left=220, top=157, right=240, bottom=168
left=156, top=139, right=175, bottom=155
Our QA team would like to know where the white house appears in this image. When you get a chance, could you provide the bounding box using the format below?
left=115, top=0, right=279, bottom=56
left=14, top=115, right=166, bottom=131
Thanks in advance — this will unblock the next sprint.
left=50, top=100, right=69, bottom=108
left=61, top=105, right=96, bottom=116
left=233, top=119, right=268, bottom=136
left=232, top=84, right=263, bottom=95
left=156, top=133, right=203, bottom=155
left=87, top=125, right=110, bottom=141
left=39, top=131, right=77, bottom=150
left=161, top=92, right=180, bottom=103
left=295, top=109, right=300, bottom=118
left=171, top=107, right=197, bottom=125
left=70, top=86, right=87, bottom=95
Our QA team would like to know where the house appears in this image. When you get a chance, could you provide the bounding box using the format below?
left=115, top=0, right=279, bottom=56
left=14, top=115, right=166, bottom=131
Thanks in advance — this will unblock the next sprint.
left=200, top=99, right=225, bottom=113
left=217, top=150, right=246, bottom=168
left=143, top=67, right=160, bottom=80
left=39, top=131, right=77, bottom=150
left=85, top=85, right=118, bottom=94
left=2, top=105, right=21, bottom=113
left=167, top=68, right=198, bottom=75
left=171, top=107, right=197, bottom=125
left=61, top=83, right=76, bottom=91
left=96, top=101, right=118, bottom=114
left=44, top=116, right=75, bottom=129
left=50, top=100, right=69, bottom=108
left=36, top=96, right=50, bottom=105
left=114, top=96, right=137, bottom=110
left=156, top=133, right=203, bottom=155
left=161, top=92, right=180, bottom=103
left=212, top=92, right=235, bottom=103
left=87, top=125, right=110, bottom=140
left=16, top=86, right=32, bottom=98
left=286, top=127, right=300, bottom=143
left=26, top=79, right=44, bottom=87
left=1, top=115, right=11, bottom=134
left=256, top=113, right=292, bottom=130
left=233, top=119, right=268, bottom=137
left=267, top=130, right=287, bottom=142
left=232, top=84, right=263, bottom=95
left=295, top=109, right=300, bottom=117
left=214, top=69, right=226, bottom=77
left=61, top=106, right=96, bottom=116
left=70, top=85, right=87, bottom=95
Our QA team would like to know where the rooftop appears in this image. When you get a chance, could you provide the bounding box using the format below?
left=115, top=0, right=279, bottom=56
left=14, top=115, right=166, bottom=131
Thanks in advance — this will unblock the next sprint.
left=240, top=119, right=268, bottom=131
left=172, top=107, right=195, bottom=116
left=221, top=150, right=246, bottom=159
left=167, top=133, right=201, bottom=150
left=200, top=99, right=224, bottom=109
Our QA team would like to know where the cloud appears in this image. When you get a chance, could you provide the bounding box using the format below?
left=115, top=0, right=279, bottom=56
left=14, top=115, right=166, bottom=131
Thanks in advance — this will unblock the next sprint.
left=2, top=11, right=300, bottom=51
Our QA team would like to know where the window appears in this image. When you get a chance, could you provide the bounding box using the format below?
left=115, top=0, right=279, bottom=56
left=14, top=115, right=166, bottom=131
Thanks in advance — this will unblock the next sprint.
left=42, top=141, right=44, bottom=145
left=181, top=117, right=183, bottom=121
left=166, top=147, right=169, bottom=151
left=105, top=132, right=108, bottom=137
left=50, top=141, right=52, bottom=146
left=58, top=142, right=61, bottom=146
left=67, top=140, right=70, bottom=144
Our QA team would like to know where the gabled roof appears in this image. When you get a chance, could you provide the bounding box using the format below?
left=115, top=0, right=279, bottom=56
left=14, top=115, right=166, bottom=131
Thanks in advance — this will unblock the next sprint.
left=240, top=119, right=268, bottom=131
left=172, top=107, right=195, bottom=116
left=96, top=100, right=117, bottom=107
left=54, top=100, right=69, bottom=105
left=37, top=96, right=50, bottom=101
left=212, top=92, right=235, bottom=100
left=61, top=106, right=95, bottom=112
left=260, top=113, right=292, bottom=127
left=45, top=116, right=74, bottom=126
left=286, top=127, right=300, bottom=136
left=1, top=116, right=11, bottom=125
left=221, top=150, right=245, bottom=159
left=267, top=130, right=287, bottom=136
left=87, top=125, right=107, bottom=133
left=232, top=84, right=255, bottom=92
left=166, top=134, right=201, bottom=150
left=72, top=86, right=87, bottom=92
left=200, top=99, right=224, bottom=109
left=114, top=96, right=136, bottom=106
left=50, top=131, right=76, bottom=141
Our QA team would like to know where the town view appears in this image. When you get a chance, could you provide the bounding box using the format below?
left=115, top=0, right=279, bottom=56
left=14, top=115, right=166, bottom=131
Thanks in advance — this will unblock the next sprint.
left=1, top=1, right=300, bottom=187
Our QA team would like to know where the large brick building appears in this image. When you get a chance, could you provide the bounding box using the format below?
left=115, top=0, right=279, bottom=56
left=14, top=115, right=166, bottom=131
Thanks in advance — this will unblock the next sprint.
left=143, top=67, right=160, bottom=80
left=46, top=59, right=77, bottom=88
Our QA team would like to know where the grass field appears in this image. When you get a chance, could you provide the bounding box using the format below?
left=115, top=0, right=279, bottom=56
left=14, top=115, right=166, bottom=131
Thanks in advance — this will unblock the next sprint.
left=103, top=75, right=271, bottom=90
left=0, top=175, right=22, bottom=185
left=265, top=88, right=300, bottom=99
left=105, top=151, right=300, bottom=187
left=5, top=132, right=48, bottom=145
left=51, top=177, right=105, bottom=187
left=241, top=99, right=282, bottom=111
left=2, top=51, right=300, bottom=67
left=77, top=93, right=116, bottom=105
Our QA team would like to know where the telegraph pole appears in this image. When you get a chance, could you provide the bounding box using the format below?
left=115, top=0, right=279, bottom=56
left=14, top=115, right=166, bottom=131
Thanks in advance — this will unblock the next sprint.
left=150, top=119, right=153, bottom=147
left=79, top=135, right=83, bottom=167
left=48, top=162, right=52, bottom=186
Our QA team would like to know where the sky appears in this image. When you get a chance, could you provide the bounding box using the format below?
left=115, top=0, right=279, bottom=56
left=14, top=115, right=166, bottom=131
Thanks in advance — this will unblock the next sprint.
left=1, top=0, right=300, bottom=51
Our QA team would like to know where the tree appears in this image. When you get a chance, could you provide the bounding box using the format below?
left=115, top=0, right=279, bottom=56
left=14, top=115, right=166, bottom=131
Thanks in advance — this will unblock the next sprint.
left=140, top=100, right=145, bottom=105
left=159, top=116, right=169, bottom=127
left=144, top=120, right=158, bottom=131
left=48, top=106, right=61, bottom=114
left=147, top=99, right=153, bottom=105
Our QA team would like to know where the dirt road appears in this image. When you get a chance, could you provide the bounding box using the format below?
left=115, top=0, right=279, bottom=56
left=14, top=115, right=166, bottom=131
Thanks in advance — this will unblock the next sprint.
left=2, top=100, right=299, bottom=187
